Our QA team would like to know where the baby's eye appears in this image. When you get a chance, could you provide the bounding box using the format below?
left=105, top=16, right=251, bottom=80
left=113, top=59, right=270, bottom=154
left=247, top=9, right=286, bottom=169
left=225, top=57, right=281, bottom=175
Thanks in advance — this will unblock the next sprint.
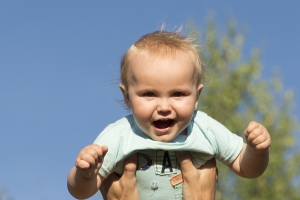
left=143, top=92, right=155, bottom=97
left=172, top=92, right=184, bottom=97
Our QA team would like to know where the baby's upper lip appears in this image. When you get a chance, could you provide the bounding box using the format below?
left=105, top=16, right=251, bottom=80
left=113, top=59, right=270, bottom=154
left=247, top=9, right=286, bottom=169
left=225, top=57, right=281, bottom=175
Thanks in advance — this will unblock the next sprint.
left=157, top=118, right=171, bottom=120
left=153, top=118, right=173, bottom=122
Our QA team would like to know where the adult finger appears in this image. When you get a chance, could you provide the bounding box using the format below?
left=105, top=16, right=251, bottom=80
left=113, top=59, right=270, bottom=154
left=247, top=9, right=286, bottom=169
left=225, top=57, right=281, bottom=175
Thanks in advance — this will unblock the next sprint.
left=200, top=158, right=216, bottom=170
left=175, top=151, right=196, bottom=174
left=100, top=172, right=120, bottom=200
left=199, top=158, right=218, bottom=183
left=122, top=153, right=137, bottom=180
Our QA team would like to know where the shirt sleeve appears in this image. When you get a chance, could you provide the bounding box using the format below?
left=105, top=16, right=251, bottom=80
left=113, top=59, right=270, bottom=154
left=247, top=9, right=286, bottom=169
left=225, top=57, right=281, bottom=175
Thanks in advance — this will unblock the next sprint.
left=93, top=124, right=121, bottom=178
left=207, top=116, right=244, bottom=165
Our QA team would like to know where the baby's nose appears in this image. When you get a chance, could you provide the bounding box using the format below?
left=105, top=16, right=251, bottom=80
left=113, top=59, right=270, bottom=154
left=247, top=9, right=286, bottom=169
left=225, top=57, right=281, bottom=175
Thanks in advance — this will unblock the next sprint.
left=157, top=99, right=171, bottom=113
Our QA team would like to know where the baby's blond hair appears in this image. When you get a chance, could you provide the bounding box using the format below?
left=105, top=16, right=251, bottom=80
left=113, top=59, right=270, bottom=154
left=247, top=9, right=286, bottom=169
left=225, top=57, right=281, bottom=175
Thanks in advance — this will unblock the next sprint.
left=120, top=30, right=204, bottom=88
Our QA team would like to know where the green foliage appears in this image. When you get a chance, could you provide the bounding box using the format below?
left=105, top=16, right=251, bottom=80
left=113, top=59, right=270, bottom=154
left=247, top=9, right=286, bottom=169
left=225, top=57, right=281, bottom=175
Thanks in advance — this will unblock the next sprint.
left=0, top=188, right=13, bottom=200
left=197, top=20, right=300, bottom=200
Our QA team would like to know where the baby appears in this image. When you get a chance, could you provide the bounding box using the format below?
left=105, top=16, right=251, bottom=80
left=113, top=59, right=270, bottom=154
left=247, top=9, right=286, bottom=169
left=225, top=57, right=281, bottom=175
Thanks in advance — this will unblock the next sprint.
left=67, top=30, right=271, bottom=199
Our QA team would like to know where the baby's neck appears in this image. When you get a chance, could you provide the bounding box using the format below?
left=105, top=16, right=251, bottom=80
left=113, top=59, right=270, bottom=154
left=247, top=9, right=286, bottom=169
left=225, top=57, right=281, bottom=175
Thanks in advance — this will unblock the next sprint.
left=179, top=128, right=188, bottom=136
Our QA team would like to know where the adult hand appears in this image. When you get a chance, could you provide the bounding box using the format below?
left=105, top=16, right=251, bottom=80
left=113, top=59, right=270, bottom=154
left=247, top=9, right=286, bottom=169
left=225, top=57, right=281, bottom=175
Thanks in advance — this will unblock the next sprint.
left=100, top=153, right=139, bottom=200
left=176, top=152, right=217, bottom=200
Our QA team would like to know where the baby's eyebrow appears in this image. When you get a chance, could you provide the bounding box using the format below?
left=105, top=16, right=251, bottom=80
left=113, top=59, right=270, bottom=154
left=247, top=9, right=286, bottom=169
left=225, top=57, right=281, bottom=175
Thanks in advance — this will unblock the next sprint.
left=138, top=88, right=157, bottom=93
left=172, top=87, right=192, bottom=92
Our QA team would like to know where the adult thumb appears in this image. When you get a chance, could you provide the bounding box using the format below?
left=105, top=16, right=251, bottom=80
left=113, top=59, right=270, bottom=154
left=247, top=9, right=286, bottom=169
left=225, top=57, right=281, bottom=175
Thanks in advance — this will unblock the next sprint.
left=175, top=151, right=195, bottom=174
left=122, top=153, right=137, bottom=179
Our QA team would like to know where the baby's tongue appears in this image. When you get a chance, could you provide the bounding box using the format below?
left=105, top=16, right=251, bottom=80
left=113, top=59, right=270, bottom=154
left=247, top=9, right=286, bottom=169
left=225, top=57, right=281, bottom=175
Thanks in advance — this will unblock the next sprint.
left=154, top=120, right=172, bottom=129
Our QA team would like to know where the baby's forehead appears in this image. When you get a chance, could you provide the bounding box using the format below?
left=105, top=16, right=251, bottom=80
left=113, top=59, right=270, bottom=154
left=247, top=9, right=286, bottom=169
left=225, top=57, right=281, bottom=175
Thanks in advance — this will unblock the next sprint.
left=127, top=51, right=198, bottom=82
left=129, top=49, right=195, bottom=64
left=127, top=50, right=196, bottom=73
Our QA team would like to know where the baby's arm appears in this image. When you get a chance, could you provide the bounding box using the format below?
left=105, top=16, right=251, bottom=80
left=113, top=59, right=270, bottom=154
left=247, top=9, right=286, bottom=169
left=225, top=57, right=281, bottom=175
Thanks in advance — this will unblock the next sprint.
left=228, top=121, right=271, bottom=178
left=67, top=144, right=108, bottom=199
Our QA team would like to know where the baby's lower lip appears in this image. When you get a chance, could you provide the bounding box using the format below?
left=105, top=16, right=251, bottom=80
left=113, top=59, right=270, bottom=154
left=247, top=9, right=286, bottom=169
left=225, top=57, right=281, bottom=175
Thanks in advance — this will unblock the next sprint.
left=154, top=126, right=171, bottom=134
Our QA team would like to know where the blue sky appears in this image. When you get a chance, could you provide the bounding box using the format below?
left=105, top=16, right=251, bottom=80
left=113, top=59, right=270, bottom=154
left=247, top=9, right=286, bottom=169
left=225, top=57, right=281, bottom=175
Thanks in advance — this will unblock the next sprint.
left=1, top=1, right=299, bottom=199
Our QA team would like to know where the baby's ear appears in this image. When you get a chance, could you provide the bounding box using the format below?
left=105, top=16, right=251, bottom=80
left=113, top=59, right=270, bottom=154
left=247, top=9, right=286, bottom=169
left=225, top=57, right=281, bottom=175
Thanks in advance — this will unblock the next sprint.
left=119, top=84, right=131, bottom=109
left=195, top=84, right=204, bottom=109
left=197, top=84, right=204, bottom=99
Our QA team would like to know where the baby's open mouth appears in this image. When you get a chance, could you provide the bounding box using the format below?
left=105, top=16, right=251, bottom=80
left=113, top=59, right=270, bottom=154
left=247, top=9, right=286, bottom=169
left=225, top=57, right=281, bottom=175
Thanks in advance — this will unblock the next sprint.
left=153, top=119, right=174, bottom=129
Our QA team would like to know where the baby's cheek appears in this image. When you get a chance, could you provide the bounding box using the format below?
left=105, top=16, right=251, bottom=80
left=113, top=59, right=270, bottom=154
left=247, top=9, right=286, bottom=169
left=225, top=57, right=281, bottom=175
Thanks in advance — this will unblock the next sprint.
left=133, top=117, right=150, bottom=134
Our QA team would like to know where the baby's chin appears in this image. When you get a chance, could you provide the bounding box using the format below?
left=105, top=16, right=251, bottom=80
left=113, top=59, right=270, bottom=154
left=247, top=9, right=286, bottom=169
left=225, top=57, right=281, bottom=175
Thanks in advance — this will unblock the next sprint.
left=154, top=136, right=173, bottom=142
left=149, top=132, right=183, bottom=142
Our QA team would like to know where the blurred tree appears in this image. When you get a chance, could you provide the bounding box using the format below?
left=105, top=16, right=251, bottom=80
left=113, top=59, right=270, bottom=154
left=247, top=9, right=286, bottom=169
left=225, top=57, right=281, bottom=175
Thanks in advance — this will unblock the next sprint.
left=195, top=20, right=300, bottom=199
left=0, top=187, right=13, bottom=200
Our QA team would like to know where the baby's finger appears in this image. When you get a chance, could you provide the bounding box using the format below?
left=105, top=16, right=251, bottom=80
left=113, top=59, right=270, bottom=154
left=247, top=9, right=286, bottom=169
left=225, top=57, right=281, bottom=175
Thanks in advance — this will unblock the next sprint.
left=244, top=121, right=260, bottom=136
left=255, top=138, right=271, bottom=151
left=94, top=146, right=108, bottom=168
left=100, top=145, right=108, bottom=158
left=77, top=153, right=97, bottom=167
left=81, top=144, right=106, bottom=159
left=87, top=145, right=108, bottom=165
left=249, top=132, right=268, bottom=145
left=83, top=147, right=102, bottom=162
left=76, top=159, right=91, bottom=169
left=245, top=127, right=264, bottom=143
left=87, top=144, right=106, bottom=158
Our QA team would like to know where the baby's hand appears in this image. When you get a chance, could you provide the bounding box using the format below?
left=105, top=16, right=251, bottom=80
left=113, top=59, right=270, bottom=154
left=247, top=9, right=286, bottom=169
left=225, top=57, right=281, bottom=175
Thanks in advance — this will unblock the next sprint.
left=244, top=121, right=271, bottom=155
left=75, top=144, right=108, bottom=179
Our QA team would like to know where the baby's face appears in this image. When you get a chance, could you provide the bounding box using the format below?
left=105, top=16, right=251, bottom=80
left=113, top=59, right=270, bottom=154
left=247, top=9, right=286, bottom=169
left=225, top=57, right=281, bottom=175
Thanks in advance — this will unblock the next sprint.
left=120, top=52, right=202, bottom=142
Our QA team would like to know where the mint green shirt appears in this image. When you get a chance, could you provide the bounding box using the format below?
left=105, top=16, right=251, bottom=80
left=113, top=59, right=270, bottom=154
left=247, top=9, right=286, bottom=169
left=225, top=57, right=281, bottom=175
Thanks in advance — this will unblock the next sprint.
left=94, top=110, right=243, bottom=199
